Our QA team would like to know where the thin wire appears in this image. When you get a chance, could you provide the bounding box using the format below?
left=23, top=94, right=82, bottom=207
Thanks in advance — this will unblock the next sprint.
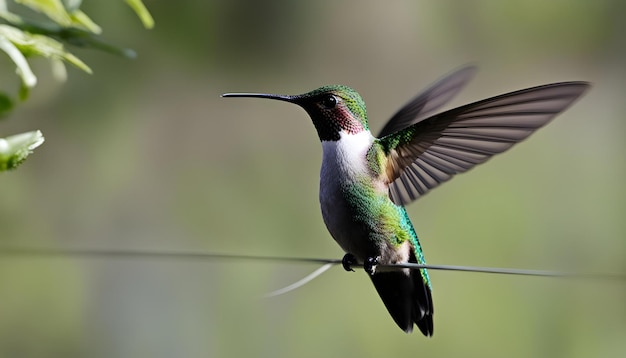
left=0, top=246, right=623, bottom=281
left=381, top=262, right=626, bottom=281
left=0, top=247, right=341, bottom=265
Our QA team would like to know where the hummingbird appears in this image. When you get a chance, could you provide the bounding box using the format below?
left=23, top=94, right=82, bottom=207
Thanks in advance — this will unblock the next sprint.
left=222, top=66, right=589, bottom=336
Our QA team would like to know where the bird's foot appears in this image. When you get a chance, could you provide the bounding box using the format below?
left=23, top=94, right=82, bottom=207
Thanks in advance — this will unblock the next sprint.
left=342, top=253, right=357, bottom=272
left=364, top=256, right=379, bottom=275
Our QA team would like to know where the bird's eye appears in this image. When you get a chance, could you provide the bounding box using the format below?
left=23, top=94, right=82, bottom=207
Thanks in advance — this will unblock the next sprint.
left=321, top=95, right=337, bottom=109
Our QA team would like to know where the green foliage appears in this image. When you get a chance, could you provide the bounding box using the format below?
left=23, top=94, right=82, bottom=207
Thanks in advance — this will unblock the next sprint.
left=0, top=92, right=13, bottom=116
left=0, top=130, right=44, bottom=170
left=0, top=0, right=153, bottom=171
left=125, top=0, right=154, bottom=29
left=0, top=24, right=91, bottom=74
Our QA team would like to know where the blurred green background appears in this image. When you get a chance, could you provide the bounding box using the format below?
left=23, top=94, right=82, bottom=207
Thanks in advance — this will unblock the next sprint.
left=1, top=1, right=625, bottom=357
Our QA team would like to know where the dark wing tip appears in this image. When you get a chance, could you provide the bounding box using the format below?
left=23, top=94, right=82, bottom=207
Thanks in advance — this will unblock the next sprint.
left=416, top=317, right=434, bottom=336
left=369, top=259, right=434, bottom=336
left=414, top=284, right=434, bottom=336
left=378, top=65, right=479, bottom=138
left=370, top=272, right=415, bottom=333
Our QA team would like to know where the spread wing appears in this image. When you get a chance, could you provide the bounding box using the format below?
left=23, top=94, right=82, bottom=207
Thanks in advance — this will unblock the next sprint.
left=377, top=66, right=477, bottom=137
left=379, top=82, right=590, bottom=206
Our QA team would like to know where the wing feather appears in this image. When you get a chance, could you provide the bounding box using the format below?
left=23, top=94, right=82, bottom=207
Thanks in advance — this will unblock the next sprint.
left=377, top=66, right=477, bottom=137
left=380, top=82, right=590, bottom=206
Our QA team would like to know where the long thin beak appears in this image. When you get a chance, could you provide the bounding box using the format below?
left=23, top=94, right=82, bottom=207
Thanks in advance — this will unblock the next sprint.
left=221, top=92, right=296, bottom=103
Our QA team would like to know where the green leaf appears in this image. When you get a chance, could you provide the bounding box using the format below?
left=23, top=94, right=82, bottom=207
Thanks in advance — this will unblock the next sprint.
left=63, top=32, right=137, bottom=58
left=0, top=130, right=45, bottom=171
left=69, top=9, right=101, bottom=34
left=0, top=92, right=15, bottom=117
left=15, top=0, right=72, bottom=26
left=0, top=24, right=92, bottom=74
left=0, top=33, right=37, bottom=88
left=18, top=78, right=31, bottom=101
left=125, top=0, right=154, bottom=29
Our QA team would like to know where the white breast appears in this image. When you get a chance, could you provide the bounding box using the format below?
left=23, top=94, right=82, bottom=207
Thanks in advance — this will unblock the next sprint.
left=319, top=130, right=375, bottom=254
left=320, top=130, right=374, bottom=195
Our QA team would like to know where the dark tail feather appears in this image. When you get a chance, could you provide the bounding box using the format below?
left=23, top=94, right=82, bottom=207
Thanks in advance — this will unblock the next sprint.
left=369, top=252, right=434, bottom=336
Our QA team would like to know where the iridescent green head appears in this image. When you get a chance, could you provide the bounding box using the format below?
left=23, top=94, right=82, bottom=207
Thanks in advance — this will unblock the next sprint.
left=222, top=85, right=369, bottom=141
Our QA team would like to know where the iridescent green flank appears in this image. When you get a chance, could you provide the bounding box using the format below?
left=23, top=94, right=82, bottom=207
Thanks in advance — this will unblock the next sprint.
left=399, top=206, right=431, bottom=287
left=344, top=175, right=431, bottom=287
left=365, top=141, right=387, bottom=176
left=378, top=124, right=418, bottom=153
